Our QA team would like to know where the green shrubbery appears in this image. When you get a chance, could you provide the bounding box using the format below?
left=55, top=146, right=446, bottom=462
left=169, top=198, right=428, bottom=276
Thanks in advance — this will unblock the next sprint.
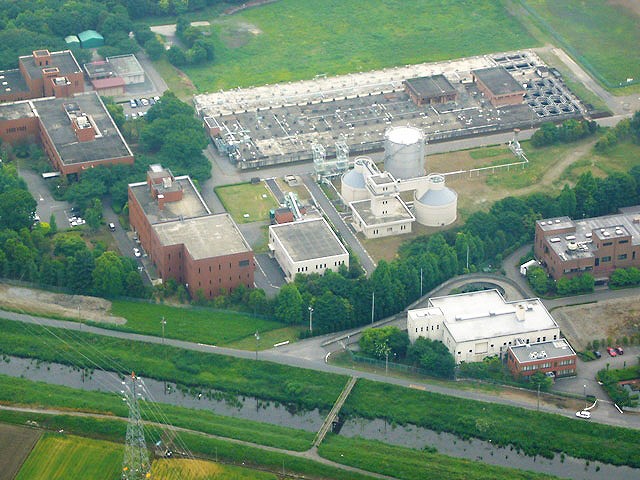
left=597, top=366, right=640, bottom=407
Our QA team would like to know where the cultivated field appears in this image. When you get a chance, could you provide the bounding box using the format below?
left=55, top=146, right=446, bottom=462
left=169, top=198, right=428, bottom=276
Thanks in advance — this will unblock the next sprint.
left=15, top=433, right=122, bottom=480
left=215, top=182, right=279, bottom=224
left=173, top=0, right=536, bottom=91
left=0, top=423, right=41, bottom=480
left=151, top=458, right=277, bottom=479
left=520, top=0, right=640, bottom=91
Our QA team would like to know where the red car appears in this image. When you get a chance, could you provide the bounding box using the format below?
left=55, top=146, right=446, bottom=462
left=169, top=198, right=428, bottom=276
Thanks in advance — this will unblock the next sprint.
left=606, top=347, right=618, bottom=357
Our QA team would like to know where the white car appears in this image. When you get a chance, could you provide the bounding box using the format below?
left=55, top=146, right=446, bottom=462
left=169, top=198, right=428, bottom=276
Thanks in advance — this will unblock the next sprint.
left=133, top=247, right=142, bottom=258
left=575, top=410, right=591, bottom=419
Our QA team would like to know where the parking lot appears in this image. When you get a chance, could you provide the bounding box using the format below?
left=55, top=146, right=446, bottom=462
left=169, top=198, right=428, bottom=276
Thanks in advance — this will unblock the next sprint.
left=123, top=95, right=161, bottom=121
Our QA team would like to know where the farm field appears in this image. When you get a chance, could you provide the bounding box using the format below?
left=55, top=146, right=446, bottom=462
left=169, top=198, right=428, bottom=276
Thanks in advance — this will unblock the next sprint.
left=167, top=0, right=536, bottom=91
left=151, top=458, right=277, bottom=479
left=520, top=0, right=640, bottom=92
left=0, top=423, right=41, bottom=480
left=215, top=182, right=279, bottom=224
left=107, top=299, right=282, bottom=345
left=15, top=433, right=122, bottom=480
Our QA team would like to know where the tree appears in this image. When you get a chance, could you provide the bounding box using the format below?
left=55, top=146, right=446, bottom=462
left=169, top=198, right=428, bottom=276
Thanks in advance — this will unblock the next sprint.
left=92, top=251, right=126, bottom=297
left=144, top=37, right=165, bottom=60
left=557, top=184, right=577, bottom=218
left=85, top=198, right=103, bottom=230
left=275, top=283, right=303, bottom=324
left=166, top=45, right=187, bottom=66
left=48, top=213, right=57, bottom=235
left=65, top=249, right=95, bottom=294
left=529, top=371, right=553, bottom=392
left=359, top=326, right=408, bottom=359
left=407, top=337, right=455, bottom=379
left=0, top=189, right=37, bottom=231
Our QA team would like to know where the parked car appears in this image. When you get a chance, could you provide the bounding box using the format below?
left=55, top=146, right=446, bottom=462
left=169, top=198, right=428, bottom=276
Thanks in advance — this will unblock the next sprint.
left=575, top=410, right=591, bottom=419
left=153, top=95, right=160, bottom=102
left=615, top=346, right=624, bottom=355
left=140, top=98, right=149, bottom=106
left=108, top=222, right=116, bottom=232
left=606, top=347, right=618, bottom=357
left=129, top=99, right=137, bottom=108
left=149, top=98, right=156, bottom=105
left=593, top=350, right=602, bottom=359
left=133, top=247, right=142, bottom=258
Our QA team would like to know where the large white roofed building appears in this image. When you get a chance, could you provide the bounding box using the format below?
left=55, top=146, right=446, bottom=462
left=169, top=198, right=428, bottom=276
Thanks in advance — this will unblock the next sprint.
left=268, top=217, right=349, bottom=281
left=407, top=290, right=560, bottom=363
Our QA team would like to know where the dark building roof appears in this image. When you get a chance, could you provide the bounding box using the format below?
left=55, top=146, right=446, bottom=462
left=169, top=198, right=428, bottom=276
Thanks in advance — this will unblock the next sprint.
left=472, top=67, right=524, bottom=96
left=19, top=51, right=82, bottom=80
left=404, top=74, right=457, bottom=99
left=0, top=69, right=29, bottom=95
left=34, top=91, right=132, bottom=166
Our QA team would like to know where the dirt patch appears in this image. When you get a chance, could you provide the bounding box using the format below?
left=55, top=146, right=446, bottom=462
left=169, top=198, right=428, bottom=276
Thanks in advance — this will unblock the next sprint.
left=552, top=296, right=640, bottom=350
left=608, top=0, right=640, bottom=17
left=218, top=21, right=263, bottom=49
left=0, top=284, right=126, bottom=325
left=224, top=0, right=280, bottom=15
left=0, top=423, right=42, bottom=480
left=497, top=387, right=583, bottom=412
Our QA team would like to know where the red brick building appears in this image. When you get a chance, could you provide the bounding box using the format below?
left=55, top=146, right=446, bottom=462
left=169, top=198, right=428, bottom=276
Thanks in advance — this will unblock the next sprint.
left=507, top=338, right=576, bottom=380
left=128, top=165, right=255, bottom=299
left=0, top=91, right=134, bottom=177
left=0, top=50, right=84, bottom=103
left=404, top=75, right=458, bottom=106
left=534, top=206, right=640, bottom=281
left=472, top=67, right=525, bottom=107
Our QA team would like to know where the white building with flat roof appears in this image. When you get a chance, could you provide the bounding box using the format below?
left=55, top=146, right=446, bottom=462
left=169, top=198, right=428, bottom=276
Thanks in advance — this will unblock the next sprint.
left=268, top=217, right=349, bottom=281
left=407, top=290, right=560, bottom=363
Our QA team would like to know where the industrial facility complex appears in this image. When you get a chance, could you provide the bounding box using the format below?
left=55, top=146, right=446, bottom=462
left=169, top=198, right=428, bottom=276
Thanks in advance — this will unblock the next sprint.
left=534, top=206, right=640, bottom=281
left=128, top=165, right=255, bottom=299
left=196, top=50, right=583, bottom=170
left=407, top=289, right=561, bottom=364
left=507, top=338, right=577, bottom=380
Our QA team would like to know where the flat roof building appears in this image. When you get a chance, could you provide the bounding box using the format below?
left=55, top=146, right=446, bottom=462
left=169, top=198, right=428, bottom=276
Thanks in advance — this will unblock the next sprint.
left=268, top=217, right=349, bottom=281
left=129, top=165, right=255, bottom=299
left=0, top=49, right=84, bottom=103
left=0, top=91, right=133, bottom=176
left=472, top=67, right=525, bottom=107
left=404, top=74, right=458, bottom=105
left=407, top=289, right=560, bottom=363
left=507, top=338, right=577, bottom=380
left=534, top=206, right=640, bottom=281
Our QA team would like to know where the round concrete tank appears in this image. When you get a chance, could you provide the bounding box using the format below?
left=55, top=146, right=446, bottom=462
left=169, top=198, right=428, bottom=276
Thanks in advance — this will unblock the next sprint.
left=384, top=126, right=425, bottom=180
left=414, top=174, right=457, bottom=227
left=341, top=156, right=369, bottom=203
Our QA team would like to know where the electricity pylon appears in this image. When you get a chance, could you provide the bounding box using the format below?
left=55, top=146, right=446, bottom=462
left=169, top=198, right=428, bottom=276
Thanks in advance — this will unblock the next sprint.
left=122, top=372, right=151, bottom=480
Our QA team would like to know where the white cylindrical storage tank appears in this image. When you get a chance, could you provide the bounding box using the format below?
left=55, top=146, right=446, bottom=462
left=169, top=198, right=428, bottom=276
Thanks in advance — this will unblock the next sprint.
left=341, top=157, right=369, bottom=202
left=414, top=174, right=457, bottom=227
left=384, top=126, right=425, bottom=180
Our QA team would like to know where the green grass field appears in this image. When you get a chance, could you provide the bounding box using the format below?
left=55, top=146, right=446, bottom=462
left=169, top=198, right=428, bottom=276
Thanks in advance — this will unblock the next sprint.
left=170, top=0, right=535, bottom=92
left=559, top=140, right=640, bottom=181
left=520, top=1, right=640, bottom=91
left=15, top=433, right=122, bottom=480
left=215, top=182, right=279, bottom=224
left=106, top=299, right=282, bottom=345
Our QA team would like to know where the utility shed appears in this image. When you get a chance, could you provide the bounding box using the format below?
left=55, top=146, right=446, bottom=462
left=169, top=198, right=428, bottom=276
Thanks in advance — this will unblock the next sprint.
left=65, top=35, right=80, bottom=47
left=472, top=67, right=525, bottom=107
left=404, top=74, right=458, bottom=105
left=78, top=30, right=104, bottom=49
left=268, top=217, right=349, bottom=281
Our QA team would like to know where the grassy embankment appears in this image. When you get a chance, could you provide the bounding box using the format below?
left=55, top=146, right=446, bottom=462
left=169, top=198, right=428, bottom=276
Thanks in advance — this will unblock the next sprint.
left=0, top=318, right=346, bottom=412
left=160, top=0, right=536, bottom=92
left=342, top=379, right=640, bottom=467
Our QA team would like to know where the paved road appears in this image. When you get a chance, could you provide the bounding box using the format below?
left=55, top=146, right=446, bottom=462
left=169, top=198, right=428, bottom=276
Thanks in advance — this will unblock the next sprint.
left=17, top=165, right=70, bottom=231
left=4, top=308, right=640, bottom=430
left=302, top=174, right=377, bottom=276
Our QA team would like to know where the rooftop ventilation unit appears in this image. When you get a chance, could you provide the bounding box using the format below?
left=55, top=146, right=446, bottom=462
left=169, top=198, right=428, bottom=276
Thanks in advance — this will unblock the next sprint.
left=549, top=237, right=561, bottom=243
left=585, top=233, right=592, bottom=238
left=529, top=352, right=538, bottom=359
left=603, top=231, right=610, bottom=237
left=565, top=235, right=576, bottom=241
left=555, top=219, right=560, bottom=223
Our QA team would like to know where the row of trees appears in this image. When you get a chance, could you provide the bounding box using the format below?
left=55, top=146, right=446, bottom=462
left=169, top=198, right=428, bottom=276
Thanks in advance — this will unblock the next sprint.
left=530, top=119, right=597, bottom=148
left=595, top=111, right=640, bottom=153
left=165, top=17, right=215, bottom=67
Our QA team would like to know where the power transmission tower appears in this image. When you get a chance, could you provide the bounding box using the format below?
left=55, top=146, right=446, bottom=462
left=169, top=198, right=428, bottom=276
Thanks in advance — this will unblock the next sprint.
left=122, top=372, right=151, bottom=480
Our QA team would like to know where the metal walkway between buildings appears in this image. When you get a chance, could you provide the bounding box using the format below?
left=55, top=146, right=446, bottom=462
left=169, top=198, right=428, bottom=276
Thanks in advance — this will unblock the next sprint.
left=312, top=376, right=358, bottom=448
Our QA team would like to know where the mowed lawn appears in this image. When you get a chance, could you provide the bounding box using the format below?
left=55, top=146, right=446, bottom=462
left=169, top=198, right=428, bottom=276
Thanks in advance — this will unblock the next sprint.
left=15, top=434, right=122, bottom=480
left=522, top=1, right=640, bottom=89
left=108, top=300, right=283, bottom=345
left=215, top=182, right=279, bottom=224
left=152, top=458, right=277, bottom=479
left=181, top=0, right=536, bottom=91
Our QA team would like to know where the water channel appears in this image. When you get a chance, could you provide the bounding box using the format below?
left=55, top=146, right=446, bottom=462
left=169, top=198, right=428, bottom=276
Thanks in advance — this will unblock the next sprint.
left=3, top=356, right=638, bottom=480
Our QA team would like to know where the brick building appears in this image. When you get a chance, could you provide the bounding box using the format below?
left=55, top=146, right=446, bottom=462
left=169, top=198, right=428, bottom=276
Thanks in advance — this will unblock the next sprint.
left=534, top=206, right=640, bottom=281
left=0, top=50, right=84, bottom=103
left=129, top=165, right=255, bottom=299
left=471, top=67, right=525, bottom=107
left=404, top=74, right=458, bottom=105
left=0, top=91, right=134, bottom=176
left=507, top=338, right=577, bottom=380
